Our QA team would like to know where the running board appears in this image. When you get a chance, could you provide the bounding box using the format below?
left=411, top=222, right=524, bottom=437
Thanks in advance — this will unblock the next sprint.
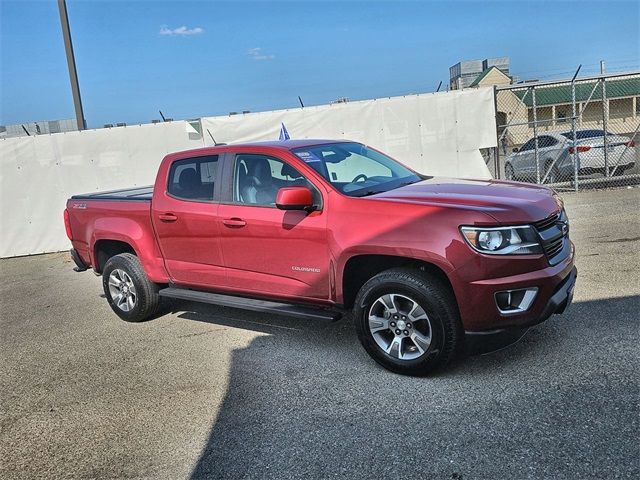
left=158, top=287, right=342, bottom=321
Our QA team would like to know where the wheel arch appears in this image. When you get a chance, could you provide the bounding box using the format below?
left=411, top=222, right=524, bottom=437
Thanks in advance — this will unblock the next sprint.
left=339, top=253, right=455, bottom=310
left=93, top=239, right=137, bottom=273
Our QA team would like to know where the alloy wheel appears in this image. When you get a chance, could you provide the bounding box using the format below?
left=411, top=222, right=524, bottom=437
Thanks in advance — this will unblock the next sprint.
left=368, top=294, right=432, bottom=360
left=108, top=269, right=137, bottom=312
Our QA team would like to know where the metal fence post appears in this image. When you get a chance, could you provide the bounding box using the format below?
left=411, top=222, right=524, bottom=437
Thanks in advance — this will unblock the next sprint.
left=493, top=85, right=501, bottom=179
left=601, top=77, right=609, bottom=176
left=532, top=87, right=540, bottom=184
left=571, top=80, right=579, bottom=191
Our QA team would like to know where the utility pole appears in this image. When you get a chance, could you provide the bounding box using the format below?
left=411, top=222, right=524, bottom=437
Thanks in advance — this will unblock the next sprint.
left=57, top=0, right=86, bottom=130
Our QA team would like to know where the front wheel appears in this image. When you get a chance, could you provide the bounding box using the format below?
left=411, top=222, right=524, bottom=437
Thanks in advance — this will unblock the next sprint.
left=102, top=253, right=164, bottom=322
left=353, top=268, right=462, bottom=376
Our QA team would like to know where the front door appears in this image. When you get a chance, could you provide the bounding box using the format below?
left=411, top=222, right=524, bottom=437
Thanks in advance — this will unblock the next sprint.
left=513, top=138, right=535, bottom=178
left=218, top=153, right=330, bottom=302
left=151, top=154, right=227, bottom=289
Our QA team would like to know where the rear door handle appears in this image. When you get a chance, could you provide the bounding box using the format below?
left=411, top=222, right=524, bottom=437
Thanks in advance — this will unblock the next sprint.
left=223, top=217, right=247, bottom=228
left=158, top=213, right=178, bottom=222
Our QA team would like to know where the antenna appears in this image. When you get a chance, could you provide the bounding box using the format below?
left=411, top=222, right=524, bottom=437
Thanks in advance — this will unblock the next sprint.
left=207, top=129, right=226, bottom=146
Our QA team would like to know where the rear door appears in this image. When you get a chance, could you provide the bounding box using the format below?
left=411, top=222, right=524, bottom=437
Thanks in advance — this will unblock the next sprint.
left=217, top=152, right=331, bottom=301
left=151, top=154, right=227, bottom=289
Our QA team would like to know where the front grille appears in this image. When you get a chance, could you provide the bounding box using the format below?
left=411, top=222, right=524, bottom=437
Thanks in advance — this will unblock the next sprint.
left=546, top=237, right=565, bottom=258
left=533, top=210, right=569, bottom=265
left=533, top=213, right=560, bottom=231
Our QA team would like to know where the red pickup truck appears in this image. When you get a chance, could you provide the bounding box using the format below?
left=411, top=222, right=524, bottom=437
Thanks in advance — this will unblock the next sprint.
left=65, top=140, right=576, bottom=375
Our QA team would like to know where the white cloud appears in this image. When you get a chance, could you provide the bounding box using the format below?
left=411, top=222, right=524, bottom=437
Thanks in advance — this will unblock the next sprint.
left=159, top=25, right=204, bottom=36
left=247, top=47, right=275, bottom=61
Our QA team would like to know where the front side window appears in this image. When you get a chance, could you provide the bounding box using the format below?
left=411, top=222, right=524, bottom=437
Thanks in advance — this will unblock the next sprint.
left=520, top=139, right=536, bottom=151
left=167, top=155, right=218, bottom=201
left=232, top=154, right=320, bottom=206
left=292, top=142, right=422, bottom=197
left=537, top=136, right=558, bottom=148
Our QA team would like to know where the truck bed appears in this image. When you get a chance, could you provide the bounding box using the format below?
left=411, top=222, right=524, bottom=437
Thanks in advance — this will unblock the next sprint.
left=71, top=186, right=153, bottom=201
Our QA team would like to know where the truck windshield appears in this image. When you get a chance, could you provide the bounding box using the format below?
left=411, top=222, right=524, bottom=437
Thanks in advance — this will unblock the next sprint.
left=292, top=142, right=423, bottom=197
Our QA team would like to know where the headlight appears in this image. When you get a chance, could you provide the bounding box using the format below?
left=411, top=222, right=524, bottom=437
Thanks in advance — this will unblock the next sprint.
left=460, top=225, right=542, bottom=255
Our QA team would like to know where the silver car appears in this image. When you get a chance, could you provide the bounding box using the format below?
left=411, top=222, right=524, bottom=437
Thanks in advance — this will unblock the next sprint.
left=505, top=129, right=636, bottom=183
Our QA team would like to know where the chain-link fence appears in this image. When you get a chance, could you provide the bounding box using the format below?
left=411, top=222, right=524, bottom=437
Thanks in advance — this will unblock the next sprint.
left=494, top=72, right=639, bottom=191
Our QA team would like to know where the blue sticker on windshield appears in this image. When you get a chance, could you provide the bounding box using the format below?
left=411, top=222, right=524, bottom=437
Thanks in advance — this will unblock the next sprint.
left=296, top=151, right=322, bottom=163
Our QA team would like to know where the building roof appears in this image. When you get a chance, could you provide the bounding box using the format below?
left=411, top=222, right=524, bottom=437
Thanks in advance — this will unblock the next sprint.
left=512, top=76, right=640, bottom=106
left=469, top=66, right=505, bottom=87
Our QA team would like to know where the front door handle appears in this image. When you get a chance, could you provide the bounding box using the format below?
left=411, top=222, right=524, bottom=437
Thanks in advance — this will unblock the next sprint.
left=223, top=217, right=247, bottom=228
left=158, top=213, right=178, bottom=222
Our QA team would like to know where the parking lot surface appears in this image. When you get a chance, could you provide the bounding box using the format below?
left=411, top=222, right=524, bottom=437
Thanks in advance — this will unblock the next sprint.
left=1, top=187, right=639, bottom=479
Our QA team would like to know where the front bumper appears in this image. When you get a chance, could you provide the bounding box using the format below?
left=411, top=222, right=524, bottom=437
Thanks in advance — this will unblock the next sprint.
left=464, top=266, right=576, bottom=354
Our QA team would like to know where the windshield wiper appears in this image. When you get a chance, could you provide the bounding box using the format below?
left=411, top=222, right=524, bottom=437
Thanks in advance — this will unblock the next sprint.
left=353, top=190, right=384, bottom=197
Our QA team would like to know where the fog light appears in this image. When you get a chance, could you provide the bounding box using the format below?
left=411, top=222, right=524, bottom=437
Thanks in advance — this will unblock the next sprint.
left=495, top=288, right=538, bottom=314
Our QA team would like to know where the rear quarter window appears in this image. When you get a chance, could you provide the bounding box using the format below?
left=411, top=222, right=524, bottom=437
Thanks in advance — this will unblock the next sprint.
left=167, top=155, right=218, bottom=201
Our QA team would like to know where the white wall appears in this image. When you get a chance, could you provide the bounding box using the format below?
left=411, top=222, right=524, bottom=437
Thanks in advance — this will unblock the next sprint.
left=0, top=88, right=497, bottom=258
left=202, top=88, right=496, bottom=178
left=0, top=122, right=204, bottom=258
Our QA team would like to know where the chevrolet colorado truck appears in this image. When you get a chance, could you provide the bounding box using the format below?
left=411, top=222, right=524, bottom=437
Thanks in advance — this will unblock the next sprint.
left=65, top=140, right=576, bottom=375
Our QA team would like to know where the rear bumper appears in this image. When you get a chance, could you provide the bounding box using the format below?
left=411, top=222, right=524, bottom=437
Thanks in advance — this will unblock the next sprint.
left=577, top=149, right=636, bottom=170
left=70, top=248, right=88, bottom=272
left=465, top=266, right=576, bottom=354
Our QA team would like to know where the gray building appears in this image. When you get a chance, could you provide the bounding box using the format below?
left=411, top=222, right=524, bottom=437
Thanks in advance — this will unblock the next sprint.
left=450, top=57, right=510, bottom=90
left=0, top=119, right=78, bottom=139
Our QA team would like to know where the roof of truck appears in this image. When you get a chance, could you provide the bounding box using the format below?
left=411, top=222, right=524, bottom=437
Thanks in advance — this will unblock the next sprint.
left=223, top=139, right=351, bottom=149
left=169, top=139, right=353, bottom=159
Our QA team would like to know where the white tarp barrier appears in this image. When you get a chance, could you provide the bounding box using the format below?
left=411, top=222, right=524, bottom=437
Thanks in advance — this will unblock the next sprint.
left=201, top=88, right=496, bottom=178
left=0, top=88, right=496, bottom=258
left=0, top=122, right=203, bottom=258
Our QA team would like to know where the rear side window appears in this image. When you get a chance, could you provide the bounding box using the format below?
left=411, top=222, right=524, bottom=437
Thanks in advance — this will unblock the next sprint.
left=167, top=155, right=218, bottom=201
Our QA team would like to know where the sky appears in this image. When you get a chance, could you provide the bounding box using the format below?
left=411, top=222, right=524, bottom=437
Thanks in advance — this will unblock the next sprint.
left=1, top=0, right=639, bottom=128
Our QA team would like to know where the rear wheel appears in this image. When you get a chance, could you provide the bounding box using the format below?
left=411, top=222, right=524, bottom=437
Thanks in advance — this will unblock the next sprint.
left=102, top=253, right=164, bottom=322
left=353, top=268, right=462, bottom=376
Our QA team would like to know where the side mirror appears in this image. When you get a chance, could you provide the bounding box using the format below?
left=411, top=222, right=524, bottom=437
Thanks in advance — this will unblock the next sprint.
left=512, top=147, right=519, bottom=153
left=276, top=187, right=314, bottom=211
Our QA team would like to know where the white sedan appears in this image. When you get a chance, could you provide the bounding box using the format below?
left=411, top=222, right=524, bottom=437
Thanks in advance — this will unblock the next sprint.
left=505, top=129, right=636, bottom=183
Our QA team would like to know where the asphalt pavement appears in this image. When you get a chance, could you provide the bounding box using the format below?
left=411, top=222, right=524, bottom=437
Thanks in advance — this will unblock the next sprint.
left=1, top=187, right=639, bottom=479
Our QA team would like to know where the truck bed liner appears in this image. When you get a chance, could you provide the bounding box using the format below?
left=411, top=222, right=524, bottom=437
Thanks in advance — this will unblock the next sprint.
left=71, top=186, right=153, bottom=201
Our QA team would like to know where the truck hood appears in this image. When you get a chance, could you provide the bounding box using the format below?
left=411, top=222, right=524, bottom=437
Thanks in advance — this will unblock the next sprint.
left=372, top=177, right=562, bottom=224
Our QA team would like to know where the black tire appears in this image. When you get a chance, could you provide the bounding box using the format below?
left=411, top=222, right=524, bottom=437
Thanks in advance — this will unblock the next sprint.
left=102, top=253, right=164, bottom=322
left=353, top=267, right=462, bottom=376
left=505, top=163, right=515, bottom=181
